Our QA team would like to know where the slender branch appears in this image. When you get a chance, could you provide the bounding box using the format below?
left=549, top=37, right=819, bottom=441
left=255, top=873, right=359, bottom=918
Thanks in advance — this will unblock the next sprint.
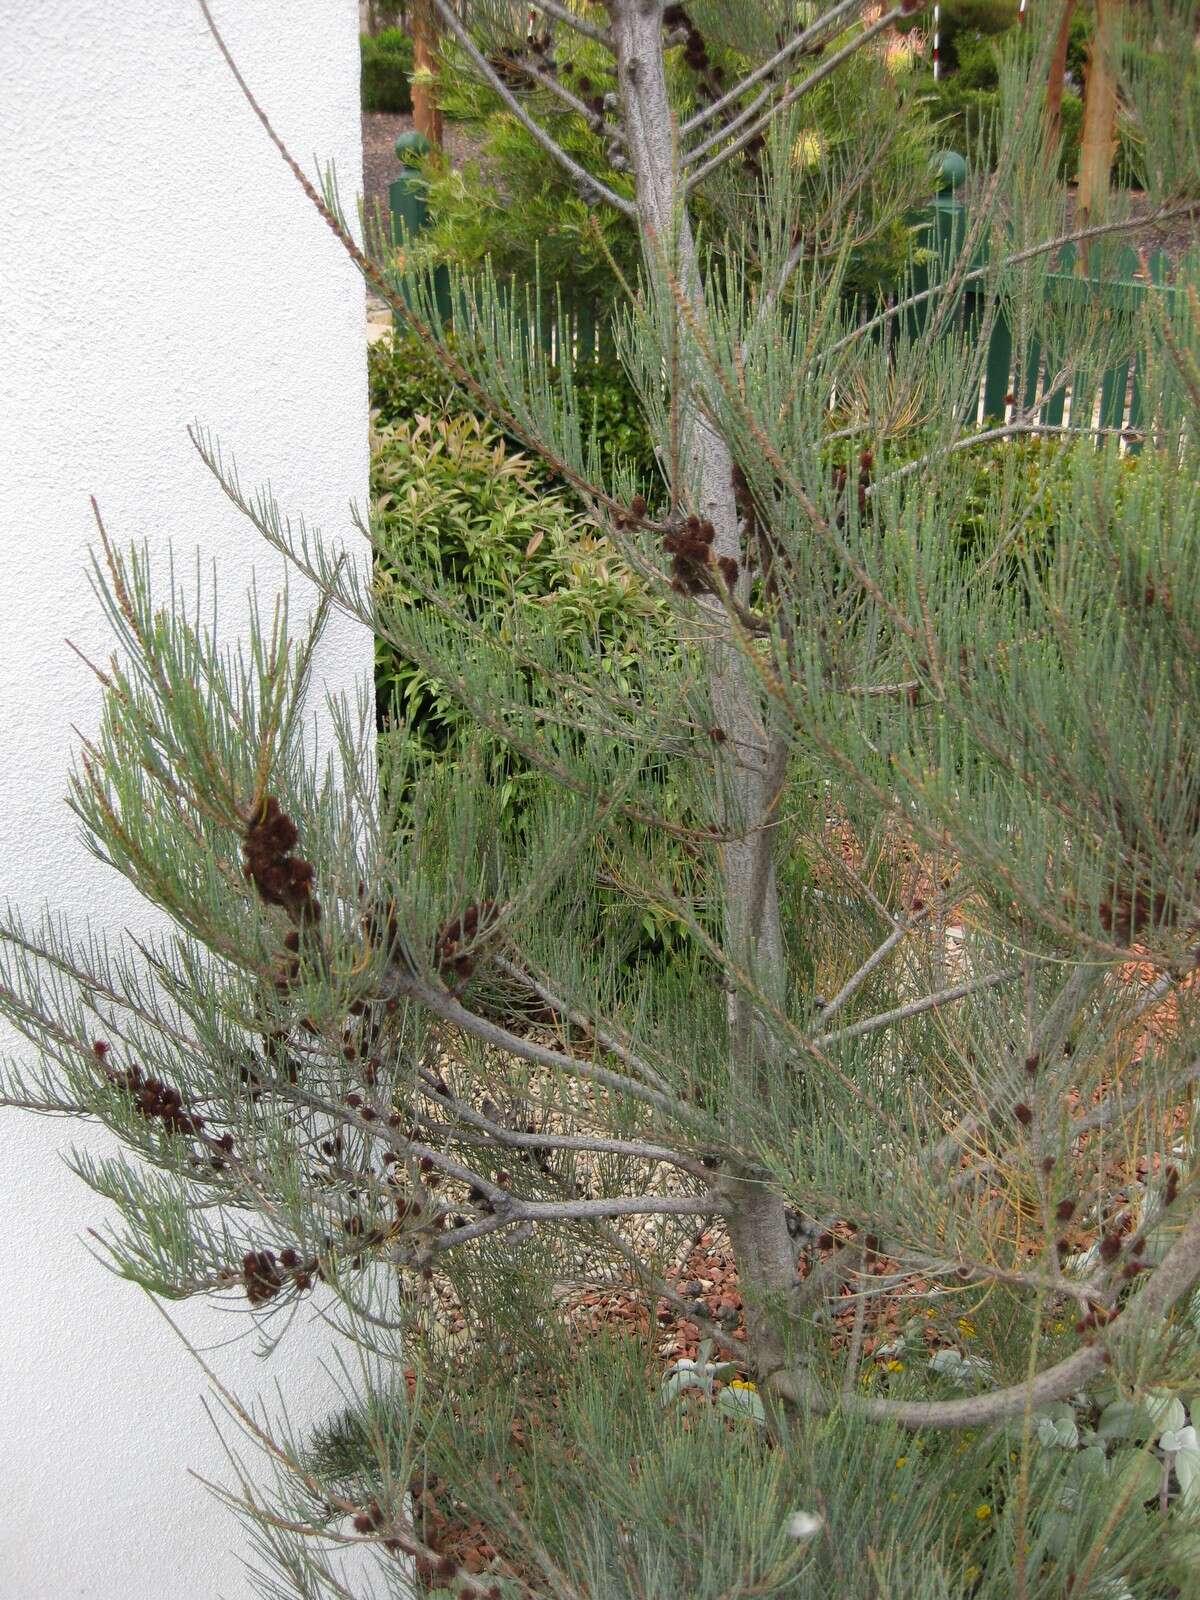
left=505, top=52, right=610, bottom=131
left=772, top=1198, right=1200, bottom=1429
left=432, top=1211, right=531, bottom=1251
left=684, top=6, right=907, bottom=193
left=679, top=0, right=866, bottom=139
left=248, top=1057, right=514, bottom=1209
left=413, top=1068, right=712, bottom=1178
left=514, top=1192, right=726, bottom=1224
left=867, top=417, right=1128, bottom=501
left=492, top=952, right=673, bottom=1092
left=390, top=966, right=711, bottom=1131
left=812, top=967, right=1023, bottom=1049
left=430, top=0, right=636, bottom=216
left=817, top=905, right=933, bottom=1024
left=531, top=0, right=614, bottom=49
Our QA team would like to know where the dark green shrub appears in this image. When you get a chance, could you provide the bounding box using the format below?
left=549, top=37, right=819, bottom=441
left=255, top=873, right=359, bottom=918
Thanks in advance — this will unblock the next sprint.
left=567, top=357, right=660, bottom=490
left=368, top=326, right=462, bottom=424
left=927, top=0, right=1019, bottom=76
left=919, top=71, right=1085, bottom=181
left=361, top=27, right=413, bottom=114
left=919, top=3, right=1155, bottom=185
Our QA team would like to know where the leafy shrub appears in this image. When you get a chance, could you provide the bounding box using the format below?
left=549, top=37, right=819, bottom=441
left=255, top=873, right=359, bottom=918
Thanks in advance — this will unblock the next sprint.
left=565, top=357, right=659, bottom=490
left=924, top=0, right=1020, bottom=77
left=368, top=327, right=463, bottom=425
left=371, top=412, right=669, bottom=765
left=369, top=330, right=658, bottom=493
left=370, top=408, right=696, bottom=961
left=361, top=27, right=413, bottom=114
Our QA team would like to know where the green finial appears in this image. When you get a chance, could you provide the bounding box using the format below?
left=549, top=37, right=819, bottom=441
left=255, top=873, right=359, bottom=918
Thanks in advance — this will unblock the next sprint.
left=936, top=150, right=967, bottom=193
left=395, top=131, right=431, bottom=163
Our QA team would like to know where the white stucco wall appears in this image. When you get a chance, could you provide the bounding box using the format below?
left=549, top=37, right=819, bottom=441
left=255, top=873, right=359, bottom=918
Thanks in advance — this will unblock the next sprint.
left=0, top=2, right=370, bottom=1595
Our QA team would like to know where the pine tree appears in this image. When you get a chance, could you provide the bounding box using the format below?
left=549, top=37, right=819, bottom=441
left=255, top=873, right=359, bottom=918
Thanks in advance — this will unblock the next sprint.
left=4, top=2, right=1200, bottom=1595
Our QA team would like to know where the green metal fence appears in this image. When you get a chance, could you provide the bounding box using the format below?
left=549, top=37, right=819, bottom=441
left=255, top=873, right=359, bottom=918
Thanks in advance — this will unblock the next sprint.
left=389, top=145, right=1177, bottom=443
left=900, top=170, right=1176, bottom=441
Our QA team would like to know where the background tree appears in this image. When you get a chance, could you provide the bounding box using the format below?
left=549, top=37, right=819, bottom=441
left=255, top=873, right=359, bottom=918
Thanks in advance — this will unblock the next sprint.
left=3, top=1, right=1200, bottom=1596
left=412, top=0, right=445, bottom=146
left=1077, top=0, right=1121, bottom=228
left=1044, top=0, right=1077, bottom=147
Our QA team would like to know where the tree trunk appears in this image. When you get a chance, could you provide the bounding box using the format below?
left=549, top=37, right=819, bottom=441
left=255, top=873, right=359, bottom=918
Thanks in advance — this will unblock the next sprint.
left=1044, top=0, right=1077, bottom=150
left=412, top=0, right=444, bottom=149
left=1078, top=0, right=1120, bottom=234
left=610, top=0, right=793, bottom=1375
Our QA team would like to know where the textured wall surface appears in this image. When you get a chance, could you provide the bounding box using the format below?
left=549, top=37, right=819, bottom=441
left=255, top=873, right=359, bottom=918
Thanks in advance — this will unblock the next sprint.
left=0, top=2, right=369, bottom=1595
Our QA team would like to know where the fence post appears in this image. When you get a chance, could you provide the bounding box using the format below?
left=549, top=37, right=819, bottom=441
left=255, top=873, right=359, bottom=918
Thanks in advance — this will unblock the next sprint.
left=388, top=131, right=451, bottom=332
left=389, top=130, right=430, bottom=245
left=902, top=151, right=968, bottom=341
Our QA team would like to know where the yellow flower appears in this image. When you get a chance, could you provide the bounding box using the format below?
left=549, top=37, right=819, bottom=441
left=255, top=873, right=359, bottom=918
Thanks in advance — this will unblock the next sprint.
left=729, top=1379, right=757, bottom=1393
left=964, top=1565, right=982, bottom=1583
left=895, top=1456, right=908, bottom=1469
left=886, top=1360, right=905, bottom=1373
left=957, top=1318, right=976, bottom=1339
left=791, top=129, right=826, bottom=169
left=974, top=1504, right=992, bottom=1522
left=1051, top=1321, right=1066, bottom=1334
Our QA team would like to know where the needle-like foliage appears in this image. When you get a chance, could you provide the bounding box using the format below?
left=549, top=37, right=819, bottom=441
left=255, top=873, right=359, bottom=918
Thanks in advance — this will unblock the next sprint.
left=5, top=1, right=1200, bottom=1595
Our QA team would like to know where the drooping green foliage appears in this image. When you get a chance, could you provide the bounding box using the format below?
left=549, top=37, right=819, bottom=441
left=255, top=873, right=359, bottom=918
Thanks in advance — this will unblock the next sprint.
left=5, top=1, right=1200, bottom=1596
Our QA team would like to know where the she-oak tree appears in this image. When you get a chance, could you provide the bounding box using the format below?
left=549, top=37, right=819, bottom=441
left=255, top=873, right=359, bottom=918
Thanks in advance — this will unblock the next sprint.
left=4, top=1, right=1200, bottom=1595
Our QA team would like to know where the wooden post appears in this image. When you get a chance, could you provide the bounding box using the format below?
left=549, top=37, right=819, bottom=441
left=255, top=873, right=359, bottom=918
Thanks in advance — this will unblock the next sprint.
left=1078, top=0, right=1120, bottom=230
left=1044, top=0, right=1077, bottom=150
left=412, top=0, right=444, bottom=150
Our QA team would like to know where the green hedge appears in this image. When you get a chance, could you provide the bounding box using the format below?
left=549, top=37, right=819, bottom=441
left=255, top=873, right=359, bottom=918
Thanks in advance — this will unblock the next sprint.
left=361, top=27, right=413, bottom=114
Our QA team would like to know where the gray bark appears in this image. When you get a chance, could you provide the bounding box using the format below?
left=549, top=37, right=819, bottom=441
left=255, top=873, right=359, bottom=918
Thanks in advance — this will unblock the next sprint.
left=609, top=0, right=794, bottom=1370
